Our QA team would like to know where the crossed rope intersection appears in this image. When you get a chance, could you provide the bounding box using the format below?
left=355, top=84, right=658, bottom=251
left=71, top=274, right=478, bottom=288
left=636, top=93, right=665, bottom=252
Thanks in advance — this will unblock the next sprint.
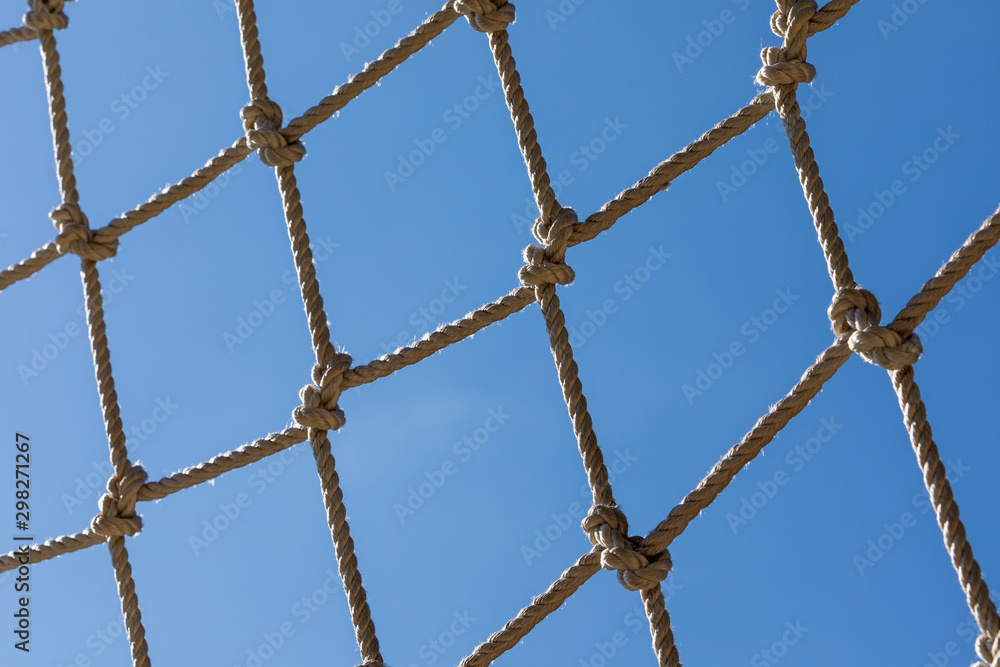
left=1, top=0, right=997, bottom=664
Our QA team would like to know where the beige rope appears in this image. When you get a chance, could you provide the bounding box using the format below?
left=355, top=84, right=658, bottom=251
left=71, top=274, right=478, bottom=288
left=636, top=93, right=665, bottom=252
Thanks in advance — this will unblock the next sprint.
left=33, top=4, right=153, bottom=662
left=642, top=338, right=852, bottom=555
left=0, top=242, right=63, bottom=291
left=891, top=366, right=999, bottom=666
left=577, top=93, right=774, bottom=246
left=80, top=189, right=150, bottom=667
left=473, top=1, right=682, bottom=651
left=23, top=0, right=68, bottom=33
left=0, top=0, right=70, bottom=47
left=642, top=585, right=681, bottom=667
left=888, top=206, right=1000, bottom=335
left=0, top=25, right=45, bottom=47
left=137, top=427, right=308, bottom=502
left=0, top=3, right=457, bottom=296
left=758, top=0, right=854, bottom=292
left=3, top=0, right=996, bottom=664
left=476, top=1, right=563, bottom=231
left=519, top=208, right=613, bottom=506
left=234, top=0, right=382, bottom=661
left=0, top=528, right=105, bottom=571
left=282, top=3, right=463, bottom=143
left=472, top=0, right=682, bottom=641
left=459, top=549, right=602, bottom=667
left=343, top=286, right=537, bottom=388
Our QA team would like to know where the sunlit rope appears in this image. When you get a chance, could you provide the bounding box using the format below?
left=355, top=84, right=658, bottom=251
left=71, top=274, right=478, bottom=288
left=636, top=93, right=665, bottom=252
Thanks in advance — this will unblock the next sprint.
left=1, top=0, right=997, bottom=664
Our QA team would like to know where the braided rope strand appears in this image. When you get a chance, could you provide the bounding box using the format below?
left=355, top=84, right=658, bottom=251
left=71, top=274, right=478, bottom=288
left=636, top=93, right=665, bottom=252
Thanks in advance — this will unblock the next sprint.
left=233, top=0, right=383, bottom=660
left=890, top=367, right=999, bottom=666
left=1, top=1, right=995, bottom=666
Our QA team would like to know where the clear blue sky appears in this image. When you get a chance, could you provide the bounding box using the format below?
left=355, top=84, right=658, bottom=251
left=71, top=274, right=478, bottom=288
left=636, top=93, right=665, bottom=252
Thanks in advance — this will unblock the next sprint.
left=2, top=1, right=999, bottom=666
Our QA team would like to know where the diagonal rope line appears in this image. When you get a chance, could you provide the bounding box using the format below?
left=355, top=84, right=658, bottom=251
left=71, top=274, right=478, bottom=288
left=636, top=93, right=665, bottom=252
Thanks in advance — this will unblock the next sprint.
left=481, top=9, right=561, bottom=229
left=233, top=0, right=383, bottom=661
left=890, top=366, right=999, bottom=665
left=641, top=338, right=853, bottom=555
left=283, top=2, right=462, bottom=143
left=475, top=4, right=682, bottom=655
left=0, top=25, right=43, bottom=46
left=887, top=205, right=1000, bottom=336
left=759, top=0, right=854, bottom=292
left=35, top=6, right=152, bottom=665
left=575, top=93, right=774, bottom=246
left=1, top=0, right=72, bottom=46
left=458, top=548, right=603, bottom=667
left=642, top=585, right=681, bottom=667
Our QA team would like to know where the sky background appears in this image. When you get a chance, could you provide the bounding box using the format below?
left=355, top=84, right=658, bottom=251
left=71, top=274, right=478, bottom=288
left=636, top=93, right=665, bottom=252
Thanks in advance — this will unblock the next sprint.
left=1, top=1, right=999, bottom=666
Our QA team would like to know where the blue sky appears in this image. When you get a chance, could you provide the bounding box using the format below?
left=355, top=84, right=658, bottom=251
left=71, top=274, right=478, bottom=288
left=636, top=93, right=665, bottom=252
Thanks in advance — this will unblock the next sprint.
left=1, top=1, right=999, bottom=666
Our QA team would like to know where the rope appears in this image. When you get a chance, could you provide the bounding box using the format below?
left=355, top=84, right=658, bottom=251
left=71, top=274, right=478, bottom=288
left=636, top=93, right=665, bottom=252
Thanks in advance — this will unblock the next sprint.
left=233, top=0, right=382, bottom=661
left=0, top=0, right=996, bottom=664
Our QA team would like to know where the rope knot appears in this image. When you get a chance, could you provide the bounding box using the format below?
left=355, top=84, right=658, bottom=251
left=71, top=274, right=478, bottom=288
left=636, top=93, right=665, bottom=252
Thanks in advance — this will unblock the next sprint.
left=293, top=353, right=352, bottom=431
left=756, top=0, right=817, bottom=87
left=23, top=0, right=67, bottom=31
left=518, top=248, right=575, bottom=287
left=519, top=207, right=577, bottom=288
left=531, top=206, right=578, bottom=247
left=454, top=0, right=515, bottom=32
left=51, top=203, right=118, bottom=260
left=582, top=504, right=673, bottom=592
left=241, top=97, right=305, bottom=167
left=829, top=288, right=922, bottom=370
left=769, top=0, right=818, bottom=38
left=90, top=465, right=147, bottom=539
left=974, top=629, right=999, bottom=666
left=756, top=47, right=816, bottom=86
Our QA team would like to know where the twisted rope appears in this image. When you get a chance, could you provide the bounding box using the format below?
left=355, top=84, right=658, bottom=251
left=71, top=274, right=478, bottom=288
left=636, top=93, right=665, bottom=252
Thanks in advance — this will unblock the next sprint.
left=758, top=0, right=854, bottom=292
left=2, top=1, right=995, bottom=666
left=234, top=0, right=382, bottom=661
left=891, top=368, right=999, bottom=666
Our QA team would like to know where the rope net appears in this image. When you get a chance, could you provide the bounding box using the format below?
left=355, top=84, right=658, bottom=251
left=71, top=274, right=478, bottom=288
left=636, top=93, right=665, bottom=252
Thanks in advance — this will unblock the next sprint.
left=2, top=0, right=998, bottom=664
